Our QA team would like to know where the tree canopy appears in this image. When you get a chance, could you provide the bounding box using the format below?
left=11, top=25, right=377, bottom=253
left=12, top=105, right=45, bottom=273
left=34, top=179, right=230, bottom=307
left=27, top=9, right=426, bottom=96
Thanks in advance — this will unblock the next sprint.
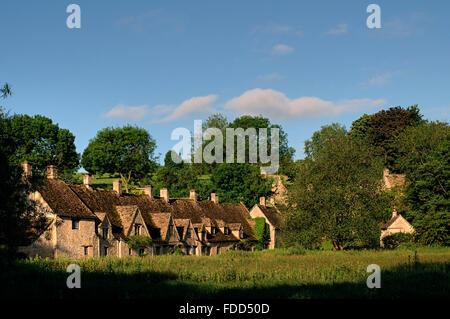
left=5, top=114, right=79, bottom=173
left=284, top=126, right=391, bottom=250
left=0, top=84, right=47, bottom=257
left=81, top=125, right=157, bottom=193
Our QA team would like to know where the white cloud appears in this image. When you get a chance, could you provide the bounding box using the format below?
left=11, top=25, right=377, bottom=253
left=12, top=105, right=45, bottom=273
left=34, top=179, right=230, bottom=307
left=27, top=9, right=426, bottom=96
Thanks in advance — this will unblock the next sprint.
left=158, top=94, right=218, bottom=122
left=225, top=88, right=385, bottom=121
left=104, top=104, right=149, bottom=120
left=271, top=44, right=294, bottom=55
left=325, top=23, right=348, bottom=35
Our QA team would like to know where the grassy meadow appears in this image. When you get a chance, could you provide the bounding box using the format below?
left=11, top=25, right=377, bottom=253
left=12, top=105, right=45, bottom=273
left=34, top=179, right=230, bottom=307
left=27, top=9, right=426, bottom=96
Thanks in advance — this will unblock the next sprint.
left=2, top=247, right=449, bottom=299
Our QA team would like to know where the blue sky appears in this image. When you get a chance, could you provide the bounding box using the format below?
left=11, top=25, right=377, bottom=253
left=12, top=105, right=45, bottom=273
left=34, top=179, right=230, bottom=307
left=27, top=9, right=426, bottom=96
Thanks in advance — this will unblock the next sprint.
left=1, top=0, right=449, bottom=165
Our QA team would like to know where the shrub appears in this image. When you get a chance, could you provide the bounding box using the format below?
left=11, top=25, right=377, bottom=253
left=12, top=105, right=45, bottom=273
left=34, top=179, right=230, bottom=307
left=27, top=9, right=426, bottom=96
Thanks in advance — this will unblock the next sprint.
left=253, top=217, right=270, bottom=248
left=382, top=233, right=413, bottom=249
left=126, top=236, right=152, bottom=251
left=231, top=239, right=253, bottom=251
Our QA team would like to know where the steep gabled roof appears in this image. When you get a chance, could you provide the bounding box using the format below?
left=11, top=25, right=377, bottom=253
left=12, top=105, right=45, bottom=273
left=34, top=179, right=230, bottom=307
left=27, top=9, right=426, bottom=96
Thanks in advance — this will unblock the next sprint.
left=256, top=205, right=281, bottom=229
left=39, top=179, right=97, bottom=219
left=69, top=185, right=121, bottom=226
left=116, top=205, right=139, bottom=237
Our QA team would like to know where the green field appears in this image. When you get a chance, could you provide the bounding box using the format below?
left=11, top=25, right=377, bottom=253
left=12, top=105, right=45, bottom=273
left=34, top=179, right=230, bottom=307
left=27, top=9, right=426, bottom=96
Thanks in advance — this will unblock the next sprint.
left=2, top=248, right=449, bottom=299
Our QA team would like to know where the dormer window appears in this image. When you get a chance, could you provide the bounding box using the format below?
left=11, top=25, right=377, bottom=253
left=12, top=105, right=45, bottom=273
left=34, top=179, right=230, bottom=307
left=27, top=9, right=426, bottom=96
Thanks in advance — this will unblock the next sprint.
left=134, top=224, right=141, bottom=235
left=186, top=229, right=191, bottom=238
left=102, top=228, right=108, bottom=239
left=168, top=225, right=173, bottom=235
left=224, top=227, right=230, bottom=235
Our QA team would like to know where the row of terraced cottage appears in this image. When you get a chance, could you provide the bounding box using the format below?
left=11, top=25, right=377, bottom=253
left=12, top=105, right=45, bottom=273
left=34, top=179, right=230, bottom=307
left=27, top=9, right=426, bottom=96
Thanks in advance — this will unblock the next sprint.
left=19, top=163, right=281, bottom=259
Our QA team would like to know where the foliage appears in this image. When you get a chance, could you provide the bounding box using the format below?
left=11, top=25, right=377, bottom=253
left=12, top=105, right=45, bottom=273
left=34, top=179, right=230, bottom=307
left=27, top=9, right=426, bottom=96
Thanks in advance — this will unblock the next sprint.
left=167, top=247, right=183, bottom=255
left=211, top=163, right=272, bottom=208
left=126, top=236, right=152, bottom=250
left=3, top=248, right=449, bottom=298
left=82, top=125, right=157, bottom=193
left=286, top=127, right=391, bottom=250
left=5, top=114, right=79, bottom=172
left=231, top=239, right=253, bottom=251
left=0, top=86, right=48, bottom=258
left=394, top=122, right=450, bottom=246
left=349, top=105, right=424, bottom=168
left=382, top=233, right=414, bottom=249
left=253, top=217, right=270, bottom=248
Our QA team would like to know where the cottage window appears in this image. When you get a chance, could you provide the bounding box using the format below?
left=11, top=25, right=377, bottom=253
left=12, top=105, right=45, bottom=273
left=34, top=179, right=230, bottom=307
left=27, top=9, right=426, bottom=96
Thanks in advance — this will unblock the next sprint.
left=103, top=247, right=108, bottom=256
left=139, top=248, right=145, bottom=256
left=186, top=247, right=190, bottom=255
left=102, top=228, right=108, bottom=239
left=72, top=219, right=79, bottom=230
left=134, top=224, right=141, bottom=235
left=129, top=248, right=132, bottom=255
left=84, top=246, right=88, bottom=256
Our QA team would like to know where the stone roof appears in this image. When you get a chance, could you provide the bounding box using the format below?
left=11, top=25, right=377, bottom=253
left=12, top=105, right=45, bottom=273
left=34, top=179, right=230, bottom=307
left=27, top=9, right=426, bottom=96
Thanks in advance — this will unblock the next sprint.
left=38, top=179, right=257, bottom=243
left=115, top=205, right=138, bottom=236
left=381, top=215, right=400, bottom=230
left=257, top=205, right=281, bottom=229
left=149, top=213, right=172, bottom=241
left=39, top=179, right=97, bottom=219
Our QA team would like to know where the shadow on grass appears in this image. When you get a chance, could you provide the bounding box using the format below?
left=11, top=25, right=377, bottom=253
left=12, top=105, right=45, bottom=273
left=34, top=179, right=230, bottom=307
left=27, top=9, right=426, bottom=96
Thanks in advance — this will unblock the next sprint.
left=1, top=261, right=448, bottom=299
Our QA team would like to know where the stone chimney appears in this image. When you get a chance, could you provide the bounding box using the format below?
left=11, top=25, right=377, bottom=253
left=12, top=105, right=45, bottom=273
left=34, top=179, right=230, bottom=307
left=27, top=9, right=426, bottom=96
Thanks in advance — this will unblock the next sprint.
left=190, top=189, right=197, bottom=201
left=160, top=188, right=169, bottom=202
left=144, top=185, right=153, bottom=198
left=392, top=206, right=398, bottom=218
left=21, top=161, right=32, bottom=177
left=211, top=193, right=219, bottom=204
left=259, top=196, right=266, bottom=207
left=113, top=179, right=122, bottom=196
left=46, top=165, right=57, bottom=179
left=83, top=174, right=92, bottom=188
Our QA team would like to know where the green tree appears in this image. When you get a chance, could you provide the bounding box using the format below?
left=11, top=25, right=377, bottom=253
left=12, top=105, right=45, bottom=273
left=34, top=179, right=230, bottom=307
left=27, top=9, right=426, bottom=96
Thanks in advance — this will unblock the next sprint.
left=211, top=163, right=272, bottom=208
left=82, top=126, right=157, bottom=193
left=228, top=115, right=295, bottom=169
left=394, top=122, right=450, bottom=245
left=6, top=114, right=79, bottom=173
left=286, top=128, right=390, bottom=250
left=0, top=85, right=47, bottom=258
left=350, top=106, right=424, bottom=168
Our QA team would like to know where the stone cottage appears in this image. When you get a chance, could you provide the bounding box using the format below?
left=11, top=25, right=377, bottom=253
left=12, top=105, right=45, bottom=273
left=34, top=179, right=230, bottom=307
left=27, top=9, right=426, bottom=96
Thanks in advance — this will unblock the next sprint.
left=19, top=163, right=276, bottom=259
left=249, top=197, right=281, bottom=249
left=380, top=207, right=415, bottom=246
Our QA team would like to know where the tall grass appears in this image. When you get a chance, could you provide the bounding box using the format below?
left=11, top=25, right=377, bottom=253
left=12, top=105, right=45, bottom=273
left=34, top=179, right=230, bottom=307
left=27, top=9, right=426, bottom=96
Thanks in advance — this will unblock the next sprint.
left=2, top=247, right=449, bottom=299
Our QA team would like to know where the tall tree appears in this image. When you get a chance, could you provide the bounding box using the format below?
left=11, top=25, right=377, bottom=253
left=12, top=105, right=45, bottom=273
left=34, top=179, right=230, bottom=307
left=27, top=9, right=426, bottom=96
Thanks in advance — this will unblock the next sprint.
left=211, top=163, right=272, bottom=208
left=350, top=105, right=424, bottom=169
left=285, top=128, right=390, bottom=250
left=0, top=84, right=47, bottom=258
left=82, top=126, right=157, bottom=193
left=393, top=121, right=450, bottom=245
left=6, top=114, right=79, bottom=172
